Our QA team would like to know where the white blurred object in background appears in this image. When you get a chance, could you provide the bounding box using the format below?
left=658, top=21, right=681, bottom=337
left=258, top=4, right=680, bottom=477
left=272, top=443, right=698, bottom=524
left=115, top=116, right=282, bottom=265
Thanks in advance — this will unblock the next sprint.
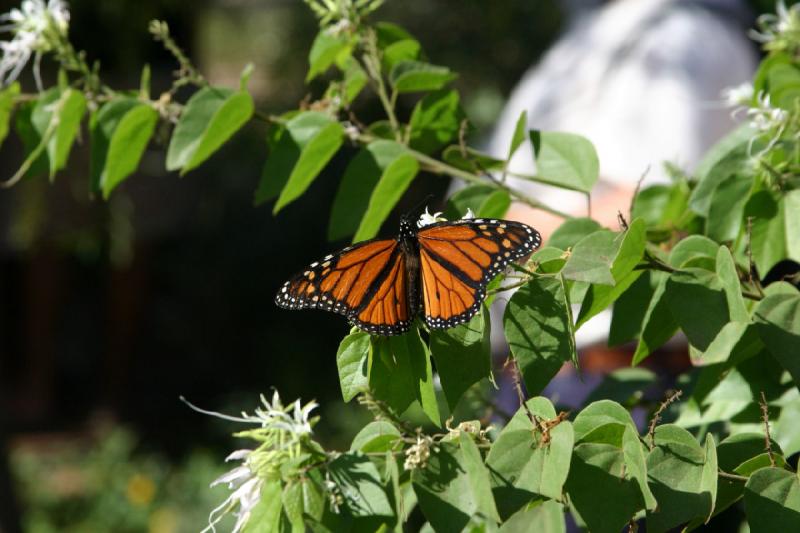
left=488, top=0, right=758, bottom=349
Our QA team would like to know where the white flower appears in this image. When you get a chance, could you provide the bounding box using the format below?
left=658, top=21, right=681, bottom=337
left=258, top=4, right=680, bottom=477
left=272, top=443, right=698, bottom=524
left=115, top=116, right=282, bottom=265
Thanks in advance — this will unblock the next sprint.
left=204, top=449, right=263, bottom=533
left=747, top=92, right=788, bottom=132
left=0, top=0, right=70, bottom=87
left=417, top=207, right=446, bottom=228
left=182, top=391, right=320, bottom=533
left=750, top=0, right=800, bottom=47
left=462, top=207, right=475, bottom=220
left=722, top=82, right=754, bottom=108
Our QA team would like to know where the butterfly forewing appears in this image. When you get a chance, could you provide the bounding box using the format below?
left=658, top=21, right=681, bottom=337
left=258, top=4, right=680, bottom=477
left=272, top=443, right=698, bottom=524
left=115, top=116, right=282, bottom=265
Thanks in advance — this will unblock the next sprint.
left=274, top=238, right=412, bottom=335
left=416, top=218, right=541, bottom=329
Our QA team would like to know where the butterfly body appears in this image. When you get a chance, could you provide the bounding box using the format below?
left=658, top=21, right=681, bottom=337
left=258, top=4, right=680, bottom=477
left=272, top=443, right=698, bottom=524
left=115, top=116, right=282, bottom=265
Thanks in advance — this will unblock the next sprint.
left=275, top=216, right=541, bottom=335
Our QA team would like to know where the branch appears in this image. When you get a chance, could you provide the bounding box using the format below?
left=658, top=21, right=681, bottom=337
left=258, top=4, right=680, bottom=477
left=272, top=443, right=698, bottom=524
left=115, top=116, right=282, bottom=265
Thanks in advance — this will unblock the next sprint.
left=647, top=389, right=683, bottom=450
left=759, top=391, right=776, bottom=467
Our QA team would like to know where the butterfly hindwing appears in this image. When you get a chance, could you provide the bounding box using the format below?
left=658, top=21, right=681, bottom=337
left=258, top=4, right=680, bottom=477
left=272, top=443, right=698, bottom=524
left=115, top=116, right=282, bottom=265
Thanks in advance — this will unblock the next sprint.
left=275, top=238, right=412, bottom=335
left=416, top=218, right=541, bottom=329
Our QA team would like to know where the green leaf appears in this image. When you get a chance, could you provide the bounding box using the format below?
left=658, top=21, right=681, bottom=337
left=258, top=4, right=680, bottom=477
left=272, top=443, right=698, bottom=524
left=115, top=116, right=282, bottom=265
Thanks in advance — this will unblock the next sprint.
left=632, top=272, right=678, bottom=365
left=547, top=218, right=602, bottom=251
left=668, top=235, right=720, bottom=268
left=632, top=183, right=690, bottom=228
left=572, top=400, right=636, bottom=446
left=666, top=268, right=737, bottom=352
left=565, top=443, right=643, bottom=533
left=702, top=433, right=785, bottom=524
left=445, top=185, right=509, bottom=220
left=530, top=247, right=567, bottom=274
left=529, top=130, right=599, bottom=193
left=690, top=123, right=756, bottom=216
left=390, top=329, right=440, bottom=426
left=575, top=219, right=646, bottom=326
left=706, top=173, right=753, bottom=242
left=167, top=86, right=254, bottom=174
left=744, top=468, right=800, bottom=533
left=561, top=230, right=616, bottom=285
left=307, top=29, right=353, bottom=81
left=507, top=111, right=527, bottom=160
left=101, top=104, right=158, bottom=198
left=27, top=87, right=86, bottom=181
left=430, top=306, right=491, bottom=411
left=243, top=479, right=283, bottom=533
left=382, top=39, right=421, bottom=72
left=350, top=421, right=402, bottom=453
left=412, top=441, right=497, bottom=532
left=692, top=321, right=751, bottom=366
left=767, top=62, right=800, bottom=109
left=577, top=269, right=642, bottom=330
left=622, top=425, right=657, bottom=511
left=0, top=82, right=19, bottom=148
left=270, top=116, right=344, bottom=213
left=442, top=145, right=504, bottom=173
left=328, top=453, right=395, bottom=518
left=459, top=434, right=501, bottom=523
left=503, top=278, right=575, bottom=396
left=498, top=501, right=564, bottom=533
left=370, top=336, right=416, bottom=415
left=389, top=60, right=457, bottom=93
left=28, top=88, right=86, bottom=181
left=478, top=190, right=512, bottom=218
left=609, top=271, right=656, bottom=346
left=89, top=98, right=141, bottom=194
left=562, top=219, right=645, bottom=287
left=282, top=480, right=305, bottom=533
left=328, top=140, right=407, bottom=241
left=46, top=89, right=86, bottom=179
left=754, top=285, right=800, bottom=388
left=353, top=152, right=419, bottom=241
left=486, top=397, right=573, bottom=518
left=408, top=89, right=464, bottom=154
left=716, top=245, right=750, bottom=323
left=645, top=425, right=715, bottom=533
left=336, top=331, right=371, bottom=402
left=302, top=474, right=326, bottom=522
left=342, top=59, right=368, bottom=104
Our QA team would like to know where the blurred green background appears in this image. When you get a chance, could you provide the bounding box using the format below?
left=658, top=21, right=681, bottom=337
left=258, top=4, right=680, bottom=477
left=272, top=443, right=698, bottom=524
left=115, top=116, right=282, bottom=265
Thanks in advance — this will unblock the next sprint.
left=0, top=0, right=767, bottom=531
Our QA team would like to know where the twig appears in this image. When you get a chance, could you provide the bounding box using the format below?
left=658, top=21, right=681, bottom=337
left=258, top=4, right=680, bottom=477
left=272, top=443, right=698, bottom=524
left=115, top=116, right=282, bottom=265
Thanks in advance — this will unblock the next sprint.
left=718, top=470, right=749, bottom=482
left=506, top=357, right=535, bottom=424
left=647, top=389, right=683, bottom=450
left=359, top=30, right=401, bottom=140
left=618, top=211, right=629, bottom=231
left=358, top=392, right=415, bottom=436
left=759, top=391, right=776, bottom=467
left=629, top=165, right=650, bottom=220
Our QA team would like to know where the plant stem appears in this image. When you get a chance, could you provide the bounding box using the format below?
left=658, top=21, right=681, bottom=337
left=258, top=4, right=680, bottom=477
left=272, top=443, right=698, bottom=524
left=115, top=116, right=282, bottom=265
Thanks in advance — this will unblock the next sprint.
left=410, top=148, right=573, bottom=219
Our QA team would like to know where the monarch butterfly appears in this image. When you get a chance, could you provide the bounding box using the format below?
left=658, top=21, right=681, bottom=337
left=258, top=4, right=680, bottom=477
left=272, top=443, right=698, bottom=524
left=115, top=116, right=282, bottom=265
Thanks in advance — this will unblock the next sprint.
left=275, top=214, right=541, bottom=335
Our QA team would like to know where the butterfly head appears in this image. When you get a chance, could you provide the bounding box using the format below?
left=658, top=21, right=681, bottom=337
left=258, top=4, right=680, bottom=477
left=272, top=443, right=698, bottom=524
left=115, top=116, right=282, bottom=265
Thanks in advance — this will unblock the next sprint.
left=399, top=215, right=416, bottom=239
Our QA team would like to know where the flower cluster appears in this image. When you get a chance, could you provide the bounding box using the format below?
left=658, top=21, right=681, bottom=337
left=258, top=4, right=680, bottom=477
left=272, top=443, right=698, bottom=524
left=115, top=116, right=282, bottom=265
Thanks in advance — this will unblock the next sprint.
left=303, top=0, right=385, bottom=28
left=446, top=418, right=492, bottom=444
left=746, top=91, right=789, bottom=133
left=750, top=0, right=800, bottom=53
left=0, top=0, right=69, bottom=87
left=403, top=434, right=436, bottom=471
left=187, top=392, right=319, bottom=533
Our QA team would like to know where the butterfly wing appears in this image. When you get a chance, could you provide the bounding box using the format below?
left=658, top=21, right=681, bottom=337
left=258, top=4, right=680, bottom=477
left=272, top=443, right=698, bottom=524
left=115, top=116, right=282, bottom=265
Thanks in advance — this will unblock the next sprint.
left=416, top=218, right=541, bottom=329
left=275, top=238, right=413, bottom=335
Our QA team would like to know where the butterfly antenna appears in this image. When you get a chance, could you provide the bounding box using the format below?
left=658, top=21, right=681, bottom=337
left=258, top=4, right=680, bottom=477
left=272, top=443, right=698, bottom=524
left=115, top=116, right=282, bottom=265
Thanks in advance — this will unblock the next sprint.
left=407, top=194, right=437, bottom=219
